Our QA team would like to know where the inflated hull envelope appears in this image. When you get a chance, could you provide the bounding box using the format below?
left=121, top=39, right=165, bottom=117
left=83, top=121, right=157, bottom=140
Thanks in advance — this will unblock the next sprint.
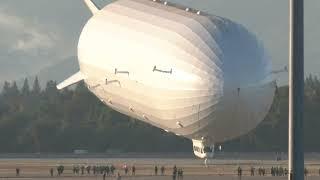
left=77, top=0, right=276, bottom=144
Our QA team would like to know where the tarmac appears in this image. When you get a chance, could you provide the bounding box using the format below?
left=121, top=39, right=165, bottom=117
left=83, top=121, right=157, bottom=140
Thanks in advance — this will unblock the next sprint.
left=0, top=154, right=319, bottom=179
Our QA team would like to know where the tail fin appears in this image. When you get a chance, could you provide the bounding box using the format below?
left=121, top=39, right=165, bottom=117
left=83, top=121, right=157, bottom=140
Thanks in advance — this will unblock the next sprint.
left=84, top=0, right=100, bottom=14
left=57, top=71, right=85, bottom=90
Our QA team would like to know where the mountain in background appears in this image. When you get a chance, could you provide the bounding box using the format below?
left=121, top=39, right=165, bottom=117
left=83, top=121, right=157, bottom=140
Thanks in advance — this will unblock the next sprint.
left=0, top=57, right=79, bottom=90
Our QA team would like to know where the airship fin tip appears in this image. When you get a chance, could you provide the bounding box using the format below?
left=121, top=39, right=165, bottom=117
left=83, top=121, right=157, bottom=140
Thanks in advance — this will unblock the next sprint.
left=84, top=0, right=100, bottom=14
left=57, top=71, right=85, bottom=90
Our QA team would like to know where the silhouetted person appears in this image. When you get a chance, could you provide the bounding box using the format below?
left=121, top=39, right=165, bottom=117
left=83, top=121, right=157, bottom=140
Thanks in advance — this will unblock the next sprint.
left=172, top=165, right=177, bottom=180
left=86, top=165, right=91, bottom=174
left=279, top=166, right=284, bottom=176
left=110, top=165, right=115, bottom=175
left=124, top=165, right=128, bottom=175
left=16, top=168, right=20, bottom=176
left=106, top=166, right=110, bottom=176
left=103, top=172, right=106, bottom=180
left=284, top=168, right=288, bottom=176
left=181, top=168, right=184, bottom=180
left=57, top=166, right=62, bottom=176
left=271, top=167, right=274, bottom=176
left=81, top=165, right=85, bottom=175
left=155, top=165, right=158, bottom=175
left=117, top=172, right=122, bottom=180
left=178, top=168, right=183, bottom=180
left=161, top=166, right=165, bottom=175
left=50, top=168, right=54, bottom=177
left=304, top=168, right=308, bottom=177
left=250, top=166, right=255, bottom=176
left=237, top=166, right=242, bottom=177
left=132, top=165, right=136, bottom=175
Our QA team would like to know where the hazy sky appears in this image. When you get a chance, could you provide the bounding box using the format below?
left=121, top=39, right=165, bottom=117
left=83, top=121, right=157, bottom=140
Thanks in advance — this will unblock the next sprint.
left=0, top=0, right=319, bottom=84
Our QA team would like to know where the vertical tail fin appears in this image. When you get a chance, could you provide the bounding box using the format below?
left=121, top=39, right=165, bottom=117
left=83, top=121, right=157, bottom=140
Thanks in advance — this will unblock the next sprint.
left=84, top=0, right=100, bottom=14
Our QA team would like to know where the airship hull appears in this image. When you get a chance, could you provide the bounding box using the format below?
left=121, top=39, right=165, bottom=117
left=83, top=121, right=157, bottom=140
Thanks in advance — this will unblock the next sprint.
left=60, top=0, right=276, bottom=156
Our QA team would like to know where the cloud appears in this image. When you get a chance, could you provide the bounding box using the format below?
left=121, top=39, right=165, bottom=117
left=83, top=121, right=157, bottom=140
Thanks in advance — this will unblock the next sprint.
left=0, top=9, right=59, bottom=56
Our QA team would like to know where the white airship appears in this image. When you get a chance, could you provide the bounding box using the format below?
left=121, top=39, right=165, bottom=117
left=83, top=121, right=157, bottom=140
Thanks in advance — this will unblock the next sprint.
left=57, top=0, right=276, bottom=159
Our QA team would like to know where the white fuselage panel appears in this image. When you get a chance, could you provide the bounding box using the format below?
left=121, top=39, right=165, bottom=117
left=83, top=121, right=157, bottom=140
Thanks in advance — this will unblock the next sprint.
left=77, top=0, right=275, bottom=144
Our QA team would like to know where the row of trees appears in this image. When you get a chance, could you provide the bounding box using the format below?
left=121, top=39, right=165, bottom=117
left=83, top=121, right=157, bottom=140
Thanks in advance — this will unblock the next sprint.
left=224, top=75, right=320, bottom=152
left=0, top=75, right=319, bottom=153
left=0, top=78, right=190, bottom=153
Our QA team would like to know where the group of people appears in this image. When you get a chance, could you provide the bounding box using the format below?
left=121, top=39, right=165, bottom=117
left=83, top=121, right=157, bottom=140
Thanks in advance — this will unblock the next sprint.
left=56, top=165, right=64, bottom=176
left=271, top=166, right=288, bottom=176
left=172, top=165, right=184, bottom=180
left=237, top=166, right=312, bottom=177
left=154, top=165, right=166, bottom=175
left=72, top=164, right=116, bottom=175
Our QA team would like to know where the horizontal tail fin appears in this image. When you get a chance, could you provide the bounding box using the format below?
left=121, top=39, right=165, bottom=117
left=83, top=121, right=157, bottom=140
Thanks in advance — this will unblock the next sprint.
left=84, top=0, right=100, bottom=14
left=57, top=71, right=85, bottom=90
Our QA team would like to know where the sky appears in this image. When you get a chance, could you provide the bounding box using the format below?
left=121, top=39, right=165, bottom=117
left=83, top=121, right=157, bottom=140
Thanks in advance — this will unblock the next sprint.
left=0, top=0, right=319, bottom=85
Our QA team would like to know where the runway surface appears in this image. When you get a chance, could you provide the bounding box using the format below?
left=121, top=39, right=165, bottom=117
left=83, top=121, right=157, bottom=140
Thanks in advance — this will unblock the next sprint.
left=0, top=154, right=319, bottom=179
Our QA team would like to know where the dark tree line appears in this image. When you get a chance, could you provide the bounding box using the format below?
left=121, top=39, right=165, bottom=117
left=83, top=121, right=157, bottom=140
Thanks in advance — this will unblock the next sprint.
left=224, top=75, right=320, bottom=152
left=0, top=75, right=320, bottom=153
left=0, top=77, right=190, bottom=153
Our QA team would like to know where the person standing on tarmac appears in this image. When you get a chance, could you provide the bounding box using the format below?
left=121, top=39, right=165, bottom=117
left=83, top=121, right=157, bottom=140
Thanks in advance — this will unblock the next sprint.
left=81, top=165, right=85, bottom=175
left=237, top=166, right=242, bottom=177
left=250, top=166, right=255, bottom=176
left=103, top=172, right=106, bottom=180
left=106, top=165, right=110, bottom=176
left=117, top=172, right=122, bottom=180
left=304, top=168, right=308, bottom=177
left=86, top=165, right=91, bottom=174
left=124, top=165, right=128, bottom=175
left=161, top=166, right=165, bottom=175
left=132, top=165, right=136, bottom=176
left=16, top=168, right=20, bottom=176
left=172, top=165, right=177, bottom=180
left=111, top=164, right=115, bottom=175
left=155, top=165, right=158, bottom=175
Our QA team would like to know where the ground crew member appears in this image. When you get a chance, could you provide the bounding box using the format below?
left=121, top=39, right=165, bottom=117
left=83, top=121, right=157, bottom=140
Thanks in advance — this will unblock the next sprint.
left=117, top=172, right=122, bottom=180
left=57, top=166, right=61, bottom=176
left=86, top=165, right=91, bottom=174
left=250, top=166, right=255, bottom=176
left=304, top=168, right=308, bottom=176
left=237, top=166, right=242, bottom=177
left=132, top=165, right=136, bottom=175
left=103, top=172, right=106, bottom=180
left=155, top=165, right=158, bottom=175
left=81, top=165, right=85, bottom=175
left=16, top=168, right=20, bottom=176
left=284, top=168, right=288, bottom=176
left=161, top=166, right=165, bottom=175
left=173, top=165, right=177, bottom=180
left=106, top=166, right=110, bottom=176
left=178, top=168, right=183, bottom=180
left=110, top=164, right=115, bottom=175
left=124, top=165, right=128, bottom=175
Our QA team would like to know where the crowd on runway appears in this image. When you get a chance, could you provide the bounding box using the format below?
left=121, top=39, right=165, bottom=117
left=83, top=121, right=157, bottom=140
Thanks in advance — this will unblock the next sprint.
left=237, top=166, right=312, bottom=177
left=45, top=164, right=184, bottom=180
left=11, top=164, right=318, bottom=179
